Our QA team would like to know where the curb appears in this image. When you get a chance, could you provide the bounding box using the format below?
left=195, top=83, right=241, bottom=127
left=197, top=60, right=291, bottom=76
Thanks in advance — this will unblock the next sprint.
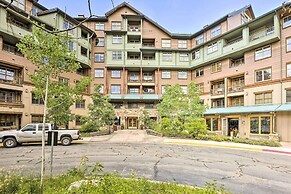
left=164, top=139, right=291, bottom=156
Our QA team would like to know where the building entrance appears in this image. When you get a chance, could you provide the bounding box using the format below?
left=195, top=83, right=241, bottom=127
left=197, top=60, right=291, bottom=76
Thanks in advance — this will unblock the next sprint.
left=127, top=117, right=138, bottom=129
left=228, top=118, right=239, bottom=137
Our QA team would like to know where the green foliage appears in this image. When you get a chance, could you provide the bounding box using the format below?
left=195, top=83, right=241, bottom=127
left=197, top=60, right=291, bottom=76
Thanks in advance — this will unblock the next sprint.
left=194, top=134, right=281, bottom=147
left=139, top=109, right=153, bottom=129
left=17, top=25, right=90, bottom=127
left=0, top=167, right=229, bottom=194
left=156, top=82, right=206, bottom=137
left=81, top=85, right=115, bottom=132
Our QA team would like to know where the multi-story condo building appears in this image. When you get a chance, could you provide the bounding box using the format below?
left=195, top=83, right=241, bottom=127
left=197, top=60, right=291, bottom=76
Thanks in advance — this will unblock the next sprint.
left=1, top=0, right=291, bottom=142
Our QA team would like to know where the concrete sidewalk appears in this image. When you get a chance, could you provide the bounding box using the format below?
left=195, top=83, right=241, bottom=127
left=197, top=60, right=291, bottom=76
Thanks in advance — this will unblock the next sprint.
left=164, top=138, right=291, bottom=155
left=78, top=130, right=291, bottom=156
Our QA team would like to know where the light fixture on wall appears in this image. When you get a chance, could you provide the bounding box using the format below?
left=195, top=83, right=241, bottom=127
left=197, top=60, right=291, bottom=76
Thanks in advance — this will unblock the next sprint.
left=25, top=113, right=28, bottom=116
left=245, top=71, right=248, bottom=75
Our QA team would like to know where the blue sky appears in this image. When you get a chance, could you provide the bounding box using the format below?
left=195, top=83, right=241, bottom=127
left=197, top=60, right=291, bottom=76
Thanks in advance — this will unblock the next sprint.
left=39, top=0, right=285, bottom=34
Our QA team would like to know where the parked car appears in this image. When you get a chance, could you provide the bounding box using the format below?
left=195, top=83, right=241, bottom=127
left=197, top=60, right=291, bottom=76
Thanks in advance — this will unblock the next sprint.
left=0, top=123, right=80, bottom=148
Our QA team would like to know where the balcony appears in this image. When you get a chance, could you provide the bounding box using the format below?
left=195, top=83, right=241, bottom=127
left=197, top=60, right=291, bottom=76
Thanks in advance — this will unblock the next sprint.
left=211, top=98, right=225, bottom=108
left=249, top=26, right=274, bottom=42
left=211, top=87, right=225, bottom=96
left=3, top=43, right=23, bottom=57
left=228, top=85, right=244, bottom=93
left=142, top=87, right=155, bottom=94
left=142, top=73, right=155, bottom=83
left=128, top=25, right=141, bottom=32
left=127, top=20, right=141, bottom=35
left=142, top=39, right=155, bottom=47
left=230, top=58, right=244, bottom=68
left=128, top=73, right=140, bottom=83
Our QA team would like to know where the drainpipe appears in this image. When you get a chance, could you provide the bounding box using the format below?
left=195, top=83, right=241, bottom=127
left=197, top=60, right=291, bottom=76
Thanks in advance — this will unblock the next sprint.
left=276, top=10, right=283, bottom=104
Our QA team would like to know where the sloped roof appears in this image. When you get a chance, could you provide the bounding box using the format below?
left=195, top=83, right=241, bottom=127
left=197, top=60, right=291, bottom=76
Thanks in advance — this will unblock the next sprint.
left=101, top=2, right=254, bottom=38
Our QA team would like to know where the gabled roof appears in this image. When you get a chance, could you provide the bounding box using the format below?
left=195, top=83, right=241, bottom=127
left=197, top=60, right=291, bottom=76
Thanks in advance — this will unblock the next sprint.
left=101, top=2, right=255, bottom=39
left=38, top=8, right=95, bottom=34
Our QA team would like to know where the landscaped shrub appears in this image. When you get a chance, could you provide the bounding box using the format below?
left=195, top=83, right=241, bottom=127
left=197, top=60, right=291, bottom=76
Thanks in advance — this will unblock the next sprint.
left=0, top=163, right=230, bottom=194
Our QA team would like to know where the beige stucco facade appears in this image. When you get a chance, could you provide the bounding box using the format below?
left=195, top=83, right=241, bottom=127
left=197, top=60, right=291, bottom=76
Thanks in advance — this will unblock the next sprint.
left=1, top=1, right=291, bottom=141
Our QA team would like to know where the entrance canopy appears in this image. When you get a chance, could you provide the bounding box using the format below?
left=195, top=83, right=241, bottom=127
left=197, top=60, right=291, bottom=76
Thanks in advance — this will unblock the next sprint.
left=204, top=104, right=291, bottom=115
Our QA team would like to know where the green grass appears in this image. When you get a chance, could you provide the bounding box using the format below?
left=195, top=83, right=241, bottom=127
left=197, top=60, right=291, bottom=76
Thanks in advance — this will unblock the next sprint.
left=0, top=158, right=230, bottom=194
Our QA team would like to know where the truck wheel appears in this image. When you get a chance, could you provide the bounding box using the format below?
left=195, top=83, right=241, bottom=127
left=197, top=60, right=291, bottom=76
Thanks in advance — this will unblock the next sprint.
left=3, top=137, right=17, bottom=148
left=61, top=136, right=72, bottom=146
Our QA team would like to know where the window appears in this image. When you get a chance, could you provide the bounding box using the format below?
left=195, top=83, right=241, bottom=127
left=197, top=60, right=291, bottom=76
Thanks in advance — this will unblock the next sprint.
left=212, top=98, right=224, bottom=108
left=31, top=115, right=43, bottom=123
left=111, top=85, right=121, bottom=94
left=197, top=83, right=204, bottom=93
left=161, top=85, right=166, bottom=94
left=12, top=0, right=25, bottom=10
left=255, top=92, right=272, bottom=104
left=0, top=66, right=15, bottom=81
left=76, top=116, right=83, bottom=126
left=128, top=103, right=138, bottom=109
left=283, top=16, right=291, bottom=28
left=112, top=35, right=123, bottom=44
left=94, top=69, right=104, bottom=78
left=96, top=38, right=104, bottom=47
left=192, top=50, right=200, bottom=60
left=59, top=77, right=69, bottom=86
left=0, top=90, right=19, bottom=103
left=211, top=62, right=222, bottom=73
left=288, top=64, right=291, bottom=77
left=32, top=93, right=44, bottom=105
left=129, top=87, right=139, bottom=94
left=181, top=86, right=188, bottom=94
left=68, top=41, right=74, bottom=50
left=112, top=102, right=123, bottom=109
left=31, top=6, right=41, bottom=16
left=196, top=35, right=204, bottom=45
left=94, top=53, right=104, bottom=63
left=178, top=71, right=187, bottom=79
left=230, top=58, right=244, bottom=68
left=145, top=103, right=154, bottom=109
left=95, top=84, right=104, bottom=94
left=76, top=99, right=85, bottom=108
left=63, top=20, right=74, bottom=34
left=111, top=70, right=121, bottom=78
left=211, top=26, right=221, bottom=38
left=162, top=53, right=172, bottom=61
left=287, top=38, right=291, bottom=52
left=207, top=42, right=218, bottom=54
left=195, top=68, right=204, bottom=77
left=0, top=114, right=16, bottom=127
left=205, top=117, right=219, bottom=131
left=162, top=39, right=171, bottom=48
left=178, top=40, right=187, bottom=48
left=112, top=21, right=121, bottom=30
left=286, top=90, right=291, bottom=103
left=255, top=45, right=271, bottom=60
left=143, top=73, right=153, bottom=82
left=255, top=68, right=271, bottom=82
left=241, top=13, right=251, bottom=24
left=250, top=116, right=271, bottom=134
left=96, top=22, right=105, bottom=30
left=179, top=54, right=189, bottom=62
left=112, top=51, right=122, bottom=60
left=161, top=71, right=171, bottom=79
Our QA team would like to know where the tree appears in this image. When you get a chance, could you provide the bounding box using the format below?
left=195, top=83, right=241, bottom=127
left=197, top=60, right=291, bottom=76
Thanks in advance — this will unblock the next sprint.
left=139, top=109, right=152, bottom=129
left=81, top=85, right=115, bottom=132
left=156, top=82, right=207, bottom=137
left=16, top=25, right=90, bottom=187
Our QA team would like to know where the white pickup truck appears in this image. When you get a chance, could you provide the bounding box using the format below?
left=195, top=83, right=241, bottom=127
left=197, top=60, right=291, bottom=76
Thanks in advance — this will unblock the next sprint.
left=0, top=123, right=80, bottom=148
